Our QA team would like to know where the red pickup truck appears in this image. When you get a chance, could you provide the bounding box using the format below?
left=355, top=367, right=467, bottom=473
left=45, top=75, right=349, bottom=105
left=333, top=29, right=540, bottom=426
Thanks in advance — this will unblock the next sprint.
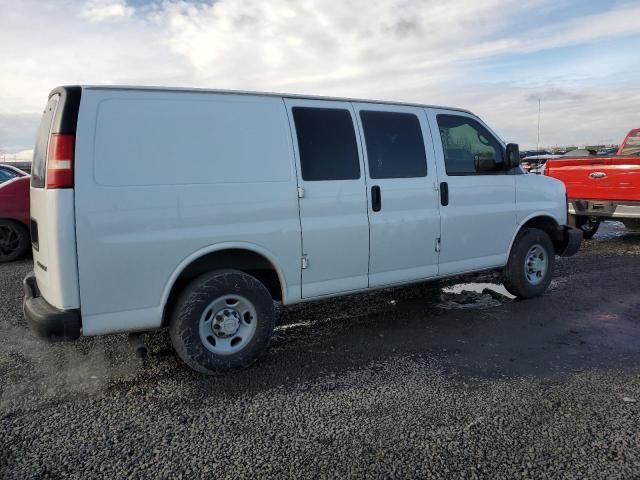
left=545, top=128, right=640, bottom=238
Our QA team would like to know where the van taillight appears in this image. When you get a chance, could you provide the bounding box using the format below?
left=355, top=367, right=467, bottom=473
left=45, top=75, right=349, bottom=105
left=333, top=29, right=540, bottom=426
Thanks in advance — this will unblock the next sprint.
left=47, top=134, right=75, bottom=189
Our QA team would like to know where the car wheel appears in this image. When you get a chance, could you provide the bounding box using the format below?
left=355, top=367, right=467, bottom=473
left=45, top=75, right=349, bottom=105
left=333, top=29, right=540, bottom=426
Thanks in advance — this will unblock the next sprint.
left=574, top=215, right=600, bottom=240
left=169, top=269, right=275, bottom=375
left=0, top=220, right=29, bottom=263
left=503, top=228, right=555, bottom=299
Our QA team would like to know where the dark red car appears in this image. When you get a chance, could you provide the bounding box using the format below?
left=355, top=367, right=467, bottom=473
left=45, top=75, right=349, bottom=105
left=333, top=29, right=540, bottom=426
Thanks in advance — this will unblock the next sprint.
left=0, top=165, right=30, bottom=262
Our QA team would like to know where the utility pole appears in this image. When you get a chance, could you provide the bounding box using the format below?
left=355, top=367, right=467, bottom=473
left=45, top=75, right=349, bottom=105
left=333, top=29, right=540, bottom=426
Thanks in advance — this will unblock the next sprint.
left=537, top=97, right=541, bottom=152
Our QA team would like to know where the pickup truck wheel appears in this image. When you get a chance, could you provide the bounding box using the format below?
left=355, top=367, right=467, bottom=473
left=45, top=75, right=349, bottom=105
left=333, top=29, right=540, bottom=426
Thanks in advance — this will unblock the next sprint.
left=0, top=220, right=29, bottom=263
left=169, top=269, right=275, bottom=375
left=574, top=215, right=600, bottom=240
left=503, top=228, right=555, bottom=299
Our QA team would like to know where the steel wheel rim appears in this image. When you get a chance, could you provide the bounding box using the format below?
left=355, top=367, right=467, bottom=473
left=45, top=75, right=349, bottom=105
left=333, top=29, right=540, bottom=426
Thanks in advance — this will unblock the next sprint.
left=0, top=225, right=20, bottom=260
left=524, top=243, right=548, bottom=286
left=199, top=294, right=258, bottom=356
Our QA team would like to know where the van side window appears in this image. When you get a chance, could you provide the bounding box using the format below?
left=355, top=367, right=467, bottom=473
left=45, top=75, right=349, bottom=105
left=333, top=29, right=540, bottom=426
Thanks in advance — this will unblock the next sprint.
left=292, top=107, right=360, bottom=181
left=360, top=111, right=427, bottom=179
left=437, top=114, right=505, bottom=175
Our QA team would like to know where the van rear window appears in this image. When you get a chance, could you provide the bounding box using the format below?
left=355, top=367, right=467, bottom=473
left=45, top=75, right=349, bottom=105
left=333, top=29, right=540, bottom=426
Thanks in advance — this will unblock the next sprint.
left=31, top=95, right=59, bottom=188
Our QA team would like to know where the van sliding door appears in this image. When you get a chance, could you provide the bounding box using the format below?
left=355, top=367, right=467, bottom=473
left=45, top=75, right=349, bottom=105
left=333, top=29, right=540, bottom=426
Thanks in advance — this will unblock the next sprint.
left=352, top=103, right=441, bottom=286
left=284, top=98, right=370, bottom=298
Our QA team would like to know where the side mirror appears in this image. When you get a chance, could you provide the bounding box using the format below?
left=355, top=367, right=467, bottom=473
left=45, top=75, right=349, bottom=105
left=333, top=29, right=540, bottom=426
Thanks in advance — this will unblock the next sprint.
left=506, top=143, right=521, bottom=168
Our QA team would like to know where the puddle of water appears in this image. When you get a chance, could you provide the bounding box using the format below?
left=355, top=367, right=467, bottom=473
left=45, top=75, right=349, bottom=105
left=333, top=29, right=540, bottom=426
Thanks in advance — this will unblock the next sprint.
left=549, top=276, right=568, bottom=291
left=276, top=321, right=311, bottom=331
left=442, top=282, right=515, bottom=299
left=438, top=282, right=514, bottom=310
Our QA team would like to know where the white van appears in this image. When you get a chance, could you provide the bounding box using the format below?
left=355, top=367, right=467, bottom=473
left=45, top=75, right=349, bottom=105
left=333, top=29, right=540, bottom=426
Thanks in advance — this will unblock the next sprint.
left=24, top=86, right=582, bottom=374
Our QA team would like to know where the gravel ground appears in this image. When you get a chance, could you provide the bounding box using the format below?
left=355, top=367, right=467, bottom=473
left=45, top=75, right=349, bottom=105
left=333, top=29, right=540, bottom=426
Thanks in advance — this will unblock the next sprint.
left=1, top=222, right=640, bottom=479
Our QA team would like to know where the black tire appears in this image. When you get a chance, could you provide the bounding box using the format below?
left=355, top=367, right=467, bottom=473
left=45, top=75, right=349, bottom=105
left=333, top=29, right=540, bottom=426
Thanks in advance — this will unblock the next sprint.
left=621, top=219, right=640, bottom=232
left=503, top=228, right=555, bottom=299
left=574, top=215, right=600, bottom=240
left=0, top=220, right=30, bottom=263
left=169, top=269, right=275, bottom=375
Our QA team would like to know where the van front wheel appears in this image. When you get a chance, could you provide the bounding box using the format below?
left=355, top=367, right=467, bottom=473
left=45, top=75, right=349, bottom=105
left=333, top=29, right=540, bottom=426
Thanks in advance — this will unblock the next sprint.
left=503, top=228, right=555, bottom=299
left=169, top=270, right=275, bottom=375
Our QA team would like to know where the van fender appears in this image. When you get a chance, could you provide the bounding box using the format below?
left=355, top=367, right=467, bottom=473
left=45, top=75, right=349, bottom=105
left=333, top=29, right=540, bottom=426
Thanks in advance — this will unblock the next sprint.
left=160, top=241, right=290, bottom=312
left=506, top=212, right=563, bottom=258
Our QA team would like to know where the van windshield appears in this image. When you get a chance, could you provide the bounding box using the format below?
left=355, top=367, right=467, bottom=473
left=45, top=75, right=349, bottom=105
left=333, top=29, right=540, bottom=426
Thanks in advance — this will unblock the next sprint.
left=31, top=95, right=59, bottom=188
left=620, top=131, right=640, bottom=157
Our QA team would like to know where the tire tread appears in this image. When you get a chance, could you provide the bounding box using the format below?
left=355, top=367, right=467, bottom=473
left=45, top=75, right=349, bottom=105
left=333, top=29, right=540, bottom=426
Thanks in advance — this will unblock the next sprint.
left=169, top=269, right=275, bottom=375
left=503, top=228, right=555, bottom=299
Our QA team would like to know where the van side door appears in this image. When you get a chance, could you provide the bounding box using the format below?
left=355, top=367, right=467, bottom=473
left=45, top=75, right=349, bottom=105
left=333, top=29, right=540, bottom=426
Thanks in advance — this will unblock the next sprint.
left=284, top=98, right=370, bottom=298
left=352, top=103, right=441, bottom=286
left=426, top=109, right=517, bottom=275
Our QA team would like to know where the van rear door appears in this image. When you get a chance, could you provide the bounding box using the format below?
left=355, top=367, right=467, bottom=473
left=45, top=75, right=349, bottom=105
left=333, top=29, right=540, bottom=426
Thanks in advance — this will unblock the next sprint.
left=30, top=87, right=81, bottom=310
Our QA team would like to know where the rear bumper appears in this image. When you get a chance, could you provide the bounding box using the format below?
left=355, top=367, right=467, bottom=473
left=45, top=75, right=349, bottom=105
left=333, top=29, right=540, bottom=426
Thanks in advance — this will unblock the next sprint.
left=557, top=226, right=582, bottom=257
left=23, top=272, right=81, bottom=341
left=569, top=200, right=640, bottom=219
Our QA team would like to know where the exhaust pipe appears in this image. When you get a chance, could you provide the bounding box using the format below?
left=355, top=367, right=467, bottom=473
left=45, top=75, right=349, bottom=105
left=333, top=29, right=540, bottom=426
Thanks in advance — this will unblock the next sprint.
left=128, top=333, right=148, bottom=359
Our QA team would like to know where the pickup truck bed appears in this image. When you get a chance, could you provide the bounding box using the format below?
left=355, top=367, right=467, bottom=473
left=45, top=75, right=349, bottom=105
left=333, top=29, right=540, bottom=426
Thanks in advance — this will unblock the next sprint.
left=546, top=156, right=640, bottom=202
left=546, top=155, right=640, bottom=229
left=544, top=129, right=640, bottom=236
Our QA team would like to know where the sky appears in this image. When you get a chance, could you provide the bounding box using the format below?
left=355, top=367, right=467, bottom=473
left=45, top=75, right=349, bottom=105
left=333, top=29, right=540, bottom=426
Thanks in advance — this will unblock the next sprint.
left=0, top=0, right=639, bottom=159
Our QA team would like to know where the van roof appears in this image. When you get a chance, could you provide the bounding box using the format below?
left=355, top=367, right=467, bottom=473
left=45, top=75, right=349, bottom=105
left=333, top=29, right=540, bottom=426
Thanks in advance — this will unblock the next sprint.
left=56, top=85, right=475, bottom=116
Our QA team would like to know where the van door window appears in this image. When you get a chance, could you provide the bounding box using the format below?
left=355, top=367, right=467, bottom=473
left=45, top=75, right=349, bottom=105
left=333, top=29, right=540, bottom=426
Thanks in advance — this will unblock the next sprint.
left=292, top=107, right=360, bottom=181
left=360, top=111, right=427, bottom=179
left=437, top=114, right=505, bottom=175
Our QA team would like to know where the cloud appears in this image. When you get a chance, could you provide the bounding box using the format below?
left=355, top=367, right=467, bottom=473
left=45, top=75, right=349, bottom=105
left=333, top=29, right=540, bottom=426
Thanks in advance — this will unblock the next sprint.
left=0, top=113, right=40, bottom=152
left=80, top=0, right=134, bottom=22
left=159, top=0, right=544, bottom=93
left=524, top=88, right=589, bottom=104
left=519, top=2, right=640, bottom=53
left=0, top=0, right=638, bottom=151
left=450, top=84, right=640, bottom=147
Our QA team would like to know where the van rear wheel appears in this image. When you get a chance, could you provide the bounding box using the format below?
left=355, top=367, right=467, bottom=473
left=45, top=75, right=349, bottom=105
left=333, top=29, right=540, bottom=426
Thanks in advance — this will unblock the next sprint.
left=503, top=228, right=555, bottom=299
left=0, top=220, right=29, bottom=263
left=169, top=270, right=275, bottom=375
